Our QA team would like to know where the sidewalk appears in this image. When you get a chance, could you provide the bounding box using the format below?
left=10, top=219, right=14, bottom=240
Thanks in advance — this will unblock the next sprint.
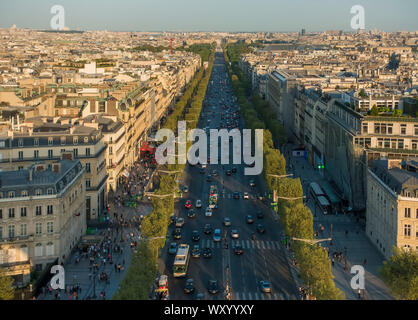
left=283, top=143, right=393, bottom=300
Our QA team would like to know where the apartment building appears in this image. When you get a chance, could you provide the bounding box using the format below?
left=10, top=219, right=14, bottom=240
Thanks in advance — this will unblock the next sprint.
left=82, top=114, right=126, bottom=191
left=366, top=159, right=418, bottom=259
left=0, top=122, right=107, bottom=220
left=0, top=160, right=86, bottom=287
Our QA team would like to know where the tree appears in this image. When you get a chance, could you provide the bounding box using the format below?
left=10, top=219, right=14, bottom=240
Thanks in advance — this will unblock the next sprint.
left=370, top=105, right=379, bottom=116
left=380, top=247, right=418, bottom=300
left=0, top=267, right=14, bottom=300
left=392, top=109, right=402, bottom=117
left=359, top=89, right=366, bottom=98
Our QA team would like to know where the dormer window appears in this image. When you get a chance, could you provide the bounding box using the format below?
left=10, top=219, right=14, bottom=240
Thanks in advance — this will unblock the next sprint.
left=21, top=190, right=28, bottom=197
left=47, top=188, right=54, bottom=195
left=73, top=137, right=78, bottom=145
left=35, top=189, right=42, bottom=196
left=48, top=137, right=53, bottom=146
left=8, top=191, right=15, bottom=198
left=84, top=137, right=89, bottom=143
left=18, top=139, right=23, bottom=147
left=34, top=138, right=39, bottom=146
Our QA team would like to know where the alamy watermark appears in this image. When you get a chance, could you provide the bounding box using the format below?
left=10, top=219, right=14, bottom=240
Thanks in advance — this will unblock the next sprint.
left=50, top=5, right=65, bottom=31
left=350, top=5, right=365, bottom=30
left=350, top=265, right=365, bottom=290
left=155, top=121, right=263, bottom=175
left=50, top=265, right=65, bottom=290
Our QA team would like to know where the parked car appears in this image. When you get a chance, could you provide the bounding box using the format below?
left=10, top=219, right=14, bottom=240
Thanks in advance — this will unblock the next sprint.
left=223, top=217, right=231, bottom=227
left=205, top=207, right=213, bottom=217
left=183, top=186, right=189, bottom=193
left=249, top=179, right=255, bottom=187
left=230, top=229, right=239, bottom=239
left=196, top=199, right=202, bottom=208
left=202, top=247, right=212, bottom=258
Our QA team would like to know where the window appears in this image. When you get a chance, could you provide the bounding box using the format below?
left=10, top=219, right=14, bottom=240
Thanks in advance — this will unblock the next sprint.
left=405, top=208, right=411, bottom=218
left=34, top=150, right=39, bottom=159
left=18, top=151, right=23, bottom=160
left=34, top=138, right=39, bottom=146
left=8, top=191, right=15, bottom=198
left=86, top=163, right=91, bottom=173
left=48, top=137, right=53, bottom=146
left=47, top=222, right=53, bottom=234
left=73, top=137, right=78, bottom=145
left=86, top=179, right=91, bottom=189
left=21, top=190, right=28, bottom=197
left=362, top=123, right=368, bottom=134
left=109, top=146, right=113, bottom=155
left=73, top=148, right=78, bottom=158
left=35, top=206, right=42, bottom=216
left=415, top=125, right=418, bottom=136
left=0, top=227, right=2, bottom=239
left=86, top=148, right=91, bottom=156
left=0, top=209, right=2, bottom=219
left=61, top=137, right=66, bottom=145
left=8, top=225, right=15, bottom=238
left=8, top=208, right=15, bottom=218
left=398, top=140, right=404, bottom=149
left=404, top=224, right=411, bottom=237
left=401, top=125, right=406, bottom=135
left=35, top=189, right=42, bottom=196
left=388, top=124, right=393, bottom=134
left=374, top=123, right=380, bottom=134
left=416, top=208, right=418, bottom=219
left=47, top=205, right=53, bottom=215
left=47, top=188, right=54, bottom=195
left=48, top=149, right=53, bottom=159
left=20, top=224, right=27, bottom=236
left=18, top=139, right=23, bottom=147
left=34, top=244, right=42, bottom=257
left=46, top=242, right=54, bottom=256
left=35, top=223, right=42, bottom=235
left=20, top=207, right=27, bottom=217
left=84, top=137, right=89, bottom=143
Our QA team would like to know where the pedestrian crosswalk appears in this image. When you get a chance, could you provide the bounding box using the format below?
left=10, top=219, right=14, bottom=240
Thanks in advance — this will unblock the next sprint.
left=199, top=239, right=281, bottom=250
left=233, top=292, right=285, bottom=300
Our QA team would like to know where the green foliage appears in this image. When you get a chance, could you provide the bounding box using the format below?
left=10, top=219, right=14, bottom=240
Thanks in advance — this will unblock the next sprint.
left=0, top=267, right=14, bottom=300
left=370, top=105, right=379, bottom=116
left=282, top=203, right=313, bottom=240
left=359, top=89, right=366, bottom=98
left=112, top=243, right=157, bottom=300
left=380, top=247, right=418, bottom=300
left=177, top=43, right=214, bottom=62
left=392, top=109, right=402, bottom=117
left=296, top=244, right=345, bottom=300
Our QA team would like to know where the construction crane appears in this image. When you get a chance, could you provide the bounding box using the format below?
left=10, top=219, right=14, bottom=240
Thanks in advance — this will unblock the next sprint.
left=166, top=38, right=175, bottom=54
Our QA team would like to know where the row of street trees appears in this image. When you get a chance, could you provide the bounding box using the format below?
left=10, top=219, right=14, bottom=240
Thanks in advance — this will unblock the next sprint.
left=113, top=44, right=215, bottom=300
left=223, top=43, right=344, bottom=300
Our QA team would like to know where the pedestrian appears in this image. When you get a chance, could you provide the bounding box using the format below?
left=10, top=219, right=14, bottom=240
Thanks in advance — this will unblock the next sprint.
left=358, top=289, right=361, bottom=299
left=331, top=258, right=335, bottom=266
left=363, top=259, right=367, bottom=266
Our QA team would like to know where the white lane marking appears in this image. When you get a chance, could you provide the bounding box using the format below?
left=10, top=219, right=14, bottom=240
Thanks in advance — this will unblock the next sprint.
left=254, top=292, right=260, bottom=300
left=246, top=240, right=250, bottom=249
left=241, top=292, right=245, bottom=300
left=235, top=292, right=240, bottom=300
left=248, top=292, right=252, bottom=300
left=261, top=241, right=265, bottom=249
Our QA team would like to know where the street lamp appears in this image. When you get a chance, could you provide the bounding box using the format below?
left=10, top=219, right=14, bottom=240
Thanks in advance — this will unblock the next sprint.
left=277, top=196, right=306, bottom=201
left=292, top=237, right=332, bottom=245
left=143, top=192, right=173, bottom=199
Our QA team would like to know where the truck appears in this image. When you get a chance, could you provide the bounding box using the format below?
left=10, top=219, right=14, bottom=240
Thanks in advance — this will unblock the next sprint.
left=209, top=185, right=218, bottom=209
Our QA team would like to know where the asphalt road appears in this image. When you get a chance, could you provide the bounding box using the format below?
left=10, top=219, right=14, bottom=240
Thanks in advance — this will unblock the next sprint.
left=160, top=48, right=298, bottom=301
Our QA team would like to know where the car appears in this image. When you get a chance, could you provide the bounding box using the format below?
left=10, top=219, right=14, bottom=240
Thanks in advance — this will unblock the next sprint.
left=260, top=280, right=271, bottom=293
left=234, top=244, right=244, bottom=255
left=173, top=228, right=182, bottom=240
left=192, top=230, right=200, bottom=242
left=170, top=215, right=177, bottom=224
left=243, top=192, right=249, bottom=200
left=195, top=200, right=202, bottom=208
left=185, top=200, right=192, bottom=209
left=213, top=229, right=221, bottom=242
left=187, top=209, right=196, bottom=219
left=223, top=217, right=231, bottom=227
left=200, top=168, right=205, bottom=174
left=195, top=293, right=204, bottom=300
left=208, top=280, right=219, bottom=294
left=176, top=217, right=185, bottom=228
left=257, top=224, right=265, bottom=234
left=226, top=170, right=232, bottom=176
left=230, top=229, right=239, bottom=239
left=246, top=215, right=254, bottom=224
left=212, top=170, right=218, bottom=176
left=205, top=207, right=213, bottom=217
left=231, top=167, right=237, bottom=173
left=203, top=224, right=212, bottom=235
left=202, top=247, right=212, bottom=258
left=249, top=179, right=255, bottom=187
left=191, top=245, right=201, bottom=258
left=257, top=211, right=264, bottom=219
left=206, top=175, right=212, bottom=182
left=233, top=192, right=240, bottom=199
left=168, top=242, right=178, bottom=255
left=184, top=279, right=195, bottom=294
left=183, top=186, right=189, bottom=193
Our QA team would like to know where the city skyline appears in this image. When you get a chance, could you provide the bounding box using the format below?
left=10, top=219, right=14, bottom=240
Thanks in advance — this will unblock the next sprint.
left=0, top=0, right=417, bottom=32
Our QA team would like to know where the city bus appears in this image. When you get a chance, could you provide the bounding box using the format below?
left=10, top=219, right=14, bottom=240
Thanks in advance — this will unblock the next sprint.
left=173, top=244, right=190, bottom=278
left=316, top=195, right=331, bottom=215
left=309, top=182, right=330, bottom=214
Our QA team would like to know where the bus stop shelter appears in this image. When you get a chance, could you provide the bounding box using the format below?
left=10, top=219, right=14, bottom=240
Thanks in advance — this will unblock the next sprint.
left=321, top=181, right=341, bottom=214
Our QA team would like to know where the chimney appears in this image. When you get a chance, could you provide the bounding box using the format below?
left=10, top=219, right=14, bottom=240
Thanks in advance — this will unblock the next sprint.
left=53, top=163, right=61, bottom=173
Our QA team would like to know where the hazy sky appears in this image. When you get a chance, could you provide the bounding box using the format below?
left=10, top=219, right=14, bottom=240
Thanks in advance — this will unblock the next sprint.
left=0, top=0, right=417, bottom=32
